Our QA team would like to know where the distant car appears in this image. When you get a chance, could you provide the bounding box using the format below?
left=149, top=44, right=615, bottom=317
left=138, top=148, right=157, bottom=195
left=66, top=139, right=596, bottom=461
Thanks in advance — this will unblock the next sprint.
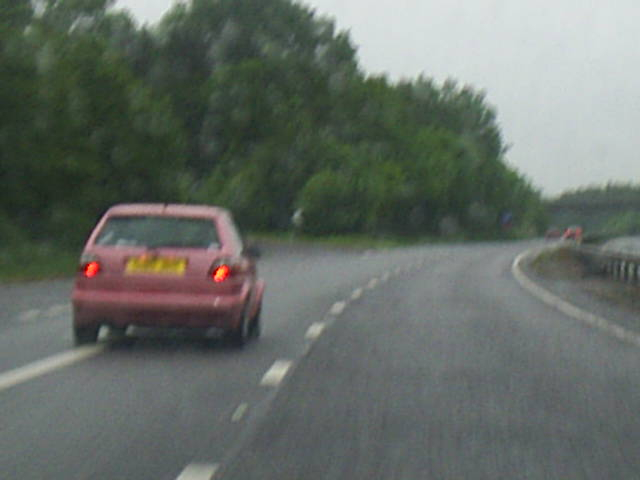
left=545, top=227, right=562, bottom=240
left=71, top=204, right=265, bottom=347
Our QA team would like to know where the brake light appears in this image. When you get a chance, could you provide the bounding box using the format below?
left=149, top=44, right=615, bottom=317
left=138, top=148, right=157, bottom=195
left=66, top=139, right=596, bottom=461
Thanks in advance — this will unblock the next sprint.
left=83, top=261, right=101, bottom=278
left=211, top=264, right=231, bottom=283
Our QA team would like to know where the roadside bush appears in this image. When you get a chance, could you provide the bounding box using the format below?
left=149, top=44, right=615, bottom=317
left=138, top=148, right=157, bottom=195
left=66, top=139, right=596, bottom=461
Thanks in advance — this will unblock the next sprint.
left=602, top=211, right=640, bottom=236
left=297, top=169, right=364, bottom=235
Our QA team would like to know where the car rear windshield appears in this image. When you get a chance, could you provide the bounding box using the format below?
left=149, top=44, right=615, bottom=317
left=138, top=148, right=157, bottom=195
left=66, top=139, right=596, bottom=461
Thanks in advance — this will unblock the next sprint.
left=95, top=215, right=220, bottom=249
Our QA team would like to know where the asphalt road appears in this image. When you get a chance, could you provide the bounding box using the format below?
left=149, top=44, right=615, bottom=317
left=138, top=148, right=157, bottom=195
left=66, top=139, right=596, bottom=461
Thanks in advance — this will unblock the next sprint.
left=2, top=241, right=640, bottom=479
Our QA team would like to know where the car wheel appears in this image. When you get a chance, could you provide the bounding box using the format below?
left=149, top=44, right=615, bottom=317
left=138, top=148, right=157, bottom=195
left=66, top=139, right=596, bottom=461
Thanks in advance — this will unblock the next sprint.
left=249, top=306, right=261, bottom=339
left=73, top=326, right=99, bottom=346
left=226, top=308, right=250, bottom=348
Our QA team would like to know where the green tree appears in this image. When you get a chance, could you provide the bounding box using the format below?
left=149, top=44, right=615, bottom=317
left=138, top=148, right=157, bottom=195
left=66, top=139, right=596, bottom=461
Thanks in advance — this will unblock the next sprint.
left=0, top=0, right=546, bottom=244
left=7, top=27, right=186, bottom=244
left=0, top=0, right=33, bottom=34
left=39, top=0, right=115, bottom=32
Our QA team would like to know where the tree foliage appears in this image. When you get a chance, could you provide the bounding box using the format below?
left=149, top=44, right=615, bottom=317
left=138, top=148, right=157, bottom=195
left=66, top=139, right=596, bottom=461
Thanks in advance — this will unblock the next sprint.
left=1, top=0, right=545, bottom=249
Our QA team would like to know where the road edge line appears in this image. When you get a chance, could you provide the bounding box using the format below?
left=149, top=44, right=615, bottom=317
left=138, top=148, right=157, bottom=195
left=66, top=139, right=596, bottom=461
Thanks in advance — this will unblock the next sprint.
left=512, top=249, right=640, bottom=347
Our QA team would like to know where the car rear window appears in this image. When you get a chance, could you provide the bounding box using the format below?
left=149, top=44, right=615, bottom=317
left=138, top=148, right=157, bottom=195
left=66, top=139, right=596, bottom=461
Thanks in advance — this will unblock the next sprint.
left=95, top=215, right=220, bottom=249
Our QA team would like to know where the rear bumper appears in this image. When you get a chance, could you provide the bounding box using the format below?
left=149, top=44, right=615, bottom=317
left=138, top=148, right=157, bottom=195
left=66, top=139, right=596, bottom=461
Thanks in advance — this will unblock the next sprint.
left=72, top=288, right=247, bottom=330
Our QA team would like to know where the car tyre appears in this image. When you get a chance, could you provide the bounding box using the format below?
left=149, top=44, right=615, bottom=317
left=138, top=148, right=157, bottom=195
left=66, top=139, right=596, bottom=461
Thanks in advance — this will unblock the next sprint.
left=249, top=306, right=262, bottom=339
left=225, top=307, right=251, bottom=348
left=74, top=325, right=99, bottom=346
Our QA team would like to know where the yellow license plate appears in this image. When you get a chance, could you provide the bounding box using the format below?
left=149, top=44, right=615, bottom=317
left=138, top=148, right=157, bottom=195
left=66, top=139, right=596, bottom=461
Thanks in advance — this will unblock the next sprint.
left=125, top=256, right=187, bottom=275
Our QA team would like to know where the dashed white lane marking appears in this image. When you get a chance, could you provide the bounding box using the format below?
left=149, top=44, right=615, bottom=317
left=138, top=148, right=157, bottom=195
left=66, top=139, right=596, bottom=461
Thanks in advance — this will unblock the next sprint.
left=367, top=278, right=379, bottom=289
left=18, top=304, right=72, bottom=323
left=329, top=301, right=347, bottom=316
left=176, top=463, right=218, bottom=480
left=19, top=309, right=41, bottom=322
left=512, top=250, right=640, bottom=347
left=0, top=346, right=105, bottom=392
left=351, top=288, right=363, bottom=300
left=260, top=360, right=293, bottom=387
left=305, top=322, right=326, bottom=340
left=394, top=267, right=402, bottom=275
left=46, top=304, right=71, bottom=316
left=381, top=272, right=390, bottom=283
left=231, top=403, right=249, bottom=422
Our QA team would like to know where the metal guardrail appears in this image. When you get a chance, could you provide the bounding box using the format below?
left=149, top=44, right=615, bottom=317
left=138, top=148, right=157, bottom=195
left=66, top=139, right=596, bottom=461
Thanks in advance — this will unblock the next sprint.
left=573, top=244, right=640, bottom=284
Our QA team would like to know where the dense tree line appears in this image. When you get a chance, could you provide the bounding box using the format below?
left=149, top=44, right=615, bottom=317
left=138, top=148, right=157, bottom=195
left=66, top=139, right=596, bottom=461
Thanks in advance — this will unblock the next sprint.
left=552, top=183, right=640, bottom=210
left=1, top=0, right=545, bottom=248
left=548, top=183, right=640, bottom=236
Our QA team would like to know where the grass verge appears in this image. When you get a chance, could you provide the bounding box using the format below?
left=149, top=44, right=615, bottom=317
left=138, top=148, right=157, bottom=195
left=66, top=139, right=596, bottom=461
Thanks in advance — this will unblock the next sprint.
left=246, top=231, right=461, bottom=250
left=528, top=245, right=587, bottom=279
left=0, top=244, right=78, bottom=283
left=529, top=245, right=640, bottom=313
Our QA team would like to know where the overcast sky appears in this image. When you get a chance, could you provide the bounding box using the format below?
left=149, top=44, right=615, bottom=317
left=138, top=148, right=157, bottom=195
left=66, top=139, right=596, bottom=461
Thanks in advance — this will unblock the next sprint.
left=115, top=0, right=640, bottom=197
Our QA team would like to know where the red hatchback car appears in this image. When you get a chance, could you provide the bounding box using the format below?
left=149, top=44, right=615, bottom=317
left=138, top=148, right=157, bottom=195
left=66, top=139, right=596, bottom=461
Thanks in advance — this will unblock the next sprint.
left=71, top=204, right=265, bottom=347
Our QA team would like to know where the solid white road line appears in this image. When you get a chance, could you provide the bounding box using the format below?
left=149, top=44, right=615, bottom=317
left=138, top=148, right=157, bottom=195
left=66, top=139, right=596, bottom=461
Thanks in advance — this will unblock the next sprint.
left=329, top=301, right=347, bottom=316
left=231, top=403, right=249, bottom=422
left=305, top=322, right=326, bottom=340
left=350, top=288, right=363, bottom=300
left=0, top=346, right=105, bottom=393
left=260, top=360, right=293, bottom=387
left=176, top=463, right=219, bottom=480
left=512, top=250, right=640, bottom=347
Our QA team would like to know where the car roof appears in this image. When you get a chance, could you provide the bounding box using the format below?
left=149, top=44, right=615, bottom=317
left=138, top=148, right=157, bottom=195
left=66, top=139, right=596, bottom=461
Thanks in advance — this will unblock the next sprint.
left=105, top=203, right=230, bottom=218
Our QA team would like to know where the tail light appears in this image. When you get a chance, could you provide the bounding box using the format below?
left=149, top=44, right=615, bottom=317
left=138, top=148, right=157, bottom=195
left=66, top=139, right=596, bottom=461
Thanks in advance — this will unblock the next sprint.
left=209, top=257, right=247, bottom=283
left=80, top=253, right=101, bottom=278
left=211, top=264, right=231, bottom=283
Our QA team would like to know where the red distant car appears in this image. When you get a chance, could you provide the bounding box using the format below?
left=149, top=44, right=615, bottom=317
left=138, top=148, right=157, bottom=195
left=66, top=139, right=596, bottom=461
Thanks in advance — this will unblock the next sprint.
left=71, top=204, right=265, bottom=347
